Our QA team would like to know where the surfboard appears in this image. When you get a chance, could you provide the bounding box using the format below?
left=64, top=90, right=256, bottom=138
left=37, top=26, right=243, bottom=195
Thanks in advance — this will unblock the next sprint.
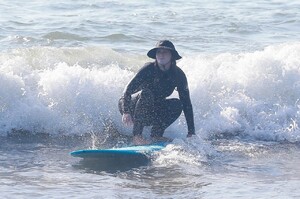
left=70, top=143, right=167, bottom=159
left=71, top=142, right=168, bottom=172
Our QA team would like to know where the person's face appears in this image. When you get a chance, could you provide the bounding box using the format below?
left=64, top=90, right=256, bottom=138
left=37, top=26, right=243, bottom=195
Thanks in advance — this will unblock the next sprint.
left=156, top=48, right=172, bottom=67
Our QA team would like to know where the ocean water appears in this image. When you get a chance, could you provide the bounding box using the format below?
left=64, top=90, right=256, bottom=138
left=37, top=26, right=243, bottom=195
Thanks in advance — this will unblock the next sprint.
left=1, top=0, right=300, bottom=198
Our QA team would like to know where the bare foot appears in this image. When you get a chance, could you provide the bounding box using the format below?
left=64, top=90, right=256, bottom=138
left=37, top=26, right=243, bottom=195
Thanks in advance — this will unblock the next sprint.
left=132, top=135, right=150, bottom=145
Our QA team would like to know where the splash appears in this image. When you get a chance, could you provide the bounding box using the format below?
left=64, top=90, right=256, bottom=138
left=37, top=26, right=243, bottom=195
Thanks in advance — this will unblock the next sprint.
left=0, top=46, right=142, bottom=136
left=181, top=42, right=300, bottom=142
left=1, top=43, right=300, bottom=143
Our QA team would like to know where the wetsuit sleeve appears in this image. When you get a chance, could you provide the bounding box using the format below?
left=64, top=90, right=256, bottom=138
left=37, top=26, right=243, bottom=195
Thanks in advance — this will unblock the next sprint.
left=177, top=71, right=195, bottom=135
left=122, top=63, right=151, bottom=113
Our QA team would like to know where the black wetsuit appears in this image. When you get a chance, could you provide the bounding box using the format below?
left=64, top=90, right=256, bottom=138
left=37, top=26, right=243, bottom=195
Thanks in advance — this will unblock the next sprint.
left=119, top=62, right=195, bottom=137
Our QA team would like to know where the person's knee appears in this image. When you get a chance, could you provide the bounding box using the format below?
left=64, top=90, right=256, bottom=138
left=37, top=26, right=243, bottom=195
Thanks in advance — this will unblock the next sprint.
left=139, top=88, right=153, bottom=100
left=136, top=89, right=154, bottom=109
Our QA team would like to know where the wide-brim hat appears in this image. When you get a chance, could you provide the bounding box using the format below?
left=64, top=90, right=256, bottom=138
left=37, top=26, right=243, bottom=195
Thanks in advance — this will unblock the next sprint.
left=147, top=40, right=182, bottom=60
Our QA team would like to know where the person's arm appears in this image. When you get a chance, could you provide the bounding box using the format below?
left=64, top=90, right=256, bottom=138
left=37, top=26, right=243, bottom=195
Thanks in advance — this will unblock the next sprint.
left=177, top=71, right=195, bottom=136
left=121, top=63, right=152, bottom=114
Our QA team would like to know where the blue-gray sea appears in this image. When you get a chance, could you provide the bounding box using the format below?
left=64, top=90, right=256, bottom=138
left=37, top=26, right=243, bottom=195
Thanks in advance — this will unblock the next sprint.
left=1, top=0, right=300, bottom=198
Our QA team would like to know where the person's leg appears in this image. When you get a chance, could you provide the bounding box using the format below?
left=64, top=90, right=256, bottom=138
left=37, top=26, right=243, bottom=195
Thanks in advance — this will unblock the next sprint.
left=118, top=91, right=154, bottom=145
left=132, top=89, right=155, bottom=135
left=151, top=98, right=182, bottom=137
left=133, top=89, right=153, bottom=123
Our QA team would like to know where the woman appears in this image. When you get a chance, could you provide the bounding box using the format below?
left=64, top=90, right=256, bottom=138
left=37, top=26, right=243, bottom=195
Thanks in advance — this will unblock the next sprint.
left=119, top=40, right=195, bottom=145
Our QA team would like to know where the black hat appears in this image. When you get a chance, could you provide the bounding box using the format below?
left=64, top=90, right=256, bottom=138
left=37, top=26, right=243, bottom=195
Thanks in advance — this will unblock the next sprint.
left=147, top=40, right=182, bottom=60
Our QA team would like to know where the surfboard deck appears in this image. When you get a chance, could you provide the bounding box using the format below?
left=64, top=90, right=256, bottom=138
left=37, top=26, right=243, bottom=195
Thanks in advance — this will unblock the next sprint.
left=70, top=143, right=167, bottom=159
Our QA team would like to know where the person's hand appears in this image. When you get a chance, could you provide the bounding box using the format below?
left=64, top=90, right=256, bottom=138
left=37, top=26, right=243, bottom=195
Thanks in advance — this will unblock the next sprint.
left=122, top=113, right=133, bottom=126
left=133, top=135, right=150, bottom=145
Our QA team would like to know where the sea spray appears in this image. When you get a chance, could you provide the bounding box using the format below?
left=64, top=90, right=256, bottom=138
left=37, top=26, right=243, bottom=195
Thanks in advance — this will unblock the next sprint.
left=1, top=43, right=300, bottom=142
left=181, top=42, right=300, bottom=142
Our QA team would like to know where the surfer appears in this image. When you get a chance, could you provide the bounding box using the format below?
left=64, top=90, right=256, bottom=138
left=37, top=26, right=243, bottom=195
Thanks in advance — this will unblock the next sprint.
left=119, top=40, right=195, bottom=145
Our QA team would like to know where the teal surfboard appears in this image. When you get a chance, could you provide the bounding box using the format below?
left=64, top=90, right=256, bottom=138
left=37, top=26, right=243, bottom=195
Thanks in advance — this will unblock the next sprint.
left=71, top=143, right=168, bottom=172
left=70, top=143, right=167, bottom=159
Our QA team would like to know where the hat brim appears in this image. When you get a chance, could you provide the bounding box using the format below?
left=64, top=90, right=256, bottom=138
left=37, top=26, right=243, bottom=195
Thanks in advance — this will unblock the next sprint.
left=147, top=47, right=182, bottom=60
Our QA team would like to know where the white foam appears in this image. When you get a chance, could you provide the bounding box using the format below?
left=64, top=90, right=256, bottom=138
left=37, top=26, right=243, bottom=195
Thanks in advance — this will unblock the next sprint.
left=0, top=47, right=143, bottom=135
left=180, top=42, right=300, bottom=142
left=0, top=43, right=300, bottom=143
